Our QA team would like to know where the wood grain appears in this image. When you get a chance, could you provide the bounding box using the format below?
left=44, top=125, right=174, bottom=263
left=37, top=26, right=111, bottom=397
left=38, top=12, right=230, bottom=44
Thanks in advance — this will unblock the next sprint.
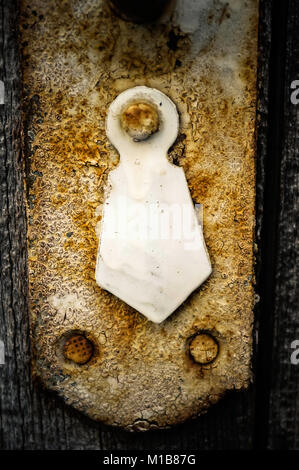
left=257, top=0, right=299, bottom=449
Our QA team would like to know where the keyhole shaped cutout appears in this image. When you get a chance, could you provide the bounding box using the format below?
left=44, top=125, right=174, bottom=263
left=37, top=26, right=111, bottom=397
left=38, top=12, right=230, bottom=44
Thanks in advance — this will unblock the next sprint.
left=95, top=86, right=212, bottom=323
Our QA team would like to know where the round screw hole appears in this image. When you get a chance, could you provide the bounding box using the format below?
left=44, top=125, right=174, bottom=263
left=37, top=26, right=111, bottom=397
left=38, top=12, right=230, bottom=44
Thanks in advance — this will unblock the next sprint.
left=189, top=332, right=219, bottom=365
left=63, top=334, right=94, bottom=365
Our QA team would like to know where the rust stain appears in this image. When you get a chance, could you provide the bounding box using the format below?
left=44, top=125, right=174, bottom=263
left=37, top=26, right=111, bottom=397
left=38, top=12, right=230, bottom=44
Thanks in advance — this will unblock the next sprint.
left=64, top=333, right=94, bottom=365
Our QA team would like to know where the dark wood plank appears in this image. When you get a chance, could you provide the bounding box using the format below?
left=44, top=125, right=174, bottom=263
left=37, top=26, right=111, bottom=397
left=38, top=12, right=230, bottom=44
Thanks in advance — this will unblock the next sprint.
left=0, top=0, right=31, bottom=450
left=253, top=0, right=288, bottom=449
left=253, top=0, right=299, bottom=450
left=266, top=0, right=299, bottom=449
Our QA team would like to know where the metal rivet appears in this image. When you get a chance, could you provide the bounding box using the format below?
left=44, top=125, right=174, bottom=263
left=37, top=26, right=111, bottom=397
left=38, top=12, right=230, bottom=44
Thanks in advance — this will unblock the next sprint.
left=63, top=334, right=94, bottom=365
left=121, top=102, right=159, bottom=141
left=189, top=333, right=219, bottom=365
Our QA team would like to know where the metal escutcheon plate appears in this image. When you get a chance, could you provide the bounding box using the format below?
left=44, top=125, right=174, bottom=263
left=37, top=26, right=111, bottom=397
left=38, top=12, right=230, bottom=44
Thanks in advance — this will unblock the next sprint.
left=22, top=0, right=258, bottom=430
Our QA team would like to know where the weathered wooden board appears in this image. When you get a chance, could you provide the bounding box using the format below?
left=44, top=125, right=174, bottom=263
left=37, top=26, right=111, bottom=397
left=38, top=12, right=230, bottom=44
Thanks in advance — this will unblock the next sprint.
left=267, top=2, right=299, bottom=448
left=254, top=0, right=299, bottom=449
left=19, top=0, right=257, bottom=430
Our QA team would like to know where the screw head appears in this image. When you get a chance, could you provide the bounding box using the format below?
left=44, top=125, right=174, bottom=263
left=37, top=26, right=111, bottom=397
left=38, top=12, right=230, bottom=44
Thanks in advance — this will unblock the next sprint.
left=189, top=333, right=219, bottom=365
left=121, top=102, right=159, bottom=141
left=63, top=334, right=94, bottom=365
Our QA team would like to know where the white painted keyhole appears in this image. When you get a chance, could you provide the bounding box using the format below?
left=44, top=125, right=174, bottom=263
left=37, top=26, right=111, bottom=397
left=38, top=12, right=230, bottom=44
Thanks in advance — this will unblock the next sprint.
left=95, top=86, right=212, bottom=323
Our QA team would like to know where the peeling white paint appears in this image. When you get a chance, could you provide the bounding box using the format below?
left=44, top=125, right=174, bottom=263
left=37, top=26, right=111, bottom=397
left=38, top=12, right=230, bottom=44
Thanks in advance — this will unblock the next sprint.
left=48, top=293, right=80, bottom=315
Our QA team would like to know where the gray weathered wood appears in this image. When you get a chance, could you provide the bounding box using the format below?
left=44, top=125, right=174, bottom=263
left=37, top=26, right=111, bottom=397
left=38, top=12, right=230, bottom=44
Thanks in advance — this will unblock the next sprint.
left=0, top=0, right=31, bottom=450
left=267, top=0, right=299, bottom=449
left=253, top=0, right=299, bottom=450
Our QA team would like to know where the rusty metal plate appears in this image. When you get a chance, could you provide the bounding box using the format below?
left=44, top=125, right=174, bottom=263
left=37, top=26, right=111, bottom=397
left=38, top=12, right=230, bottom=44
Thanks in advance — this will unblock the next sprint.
left=21, top=0, right=258, bottom=430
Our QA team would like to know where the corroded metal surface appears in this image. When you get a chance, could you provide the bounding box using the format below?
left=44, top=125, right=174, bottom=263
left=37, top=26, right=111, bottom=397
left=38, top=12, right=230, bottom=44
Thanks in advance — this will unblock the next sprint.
left=20, top=0, right=258, bottom=430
